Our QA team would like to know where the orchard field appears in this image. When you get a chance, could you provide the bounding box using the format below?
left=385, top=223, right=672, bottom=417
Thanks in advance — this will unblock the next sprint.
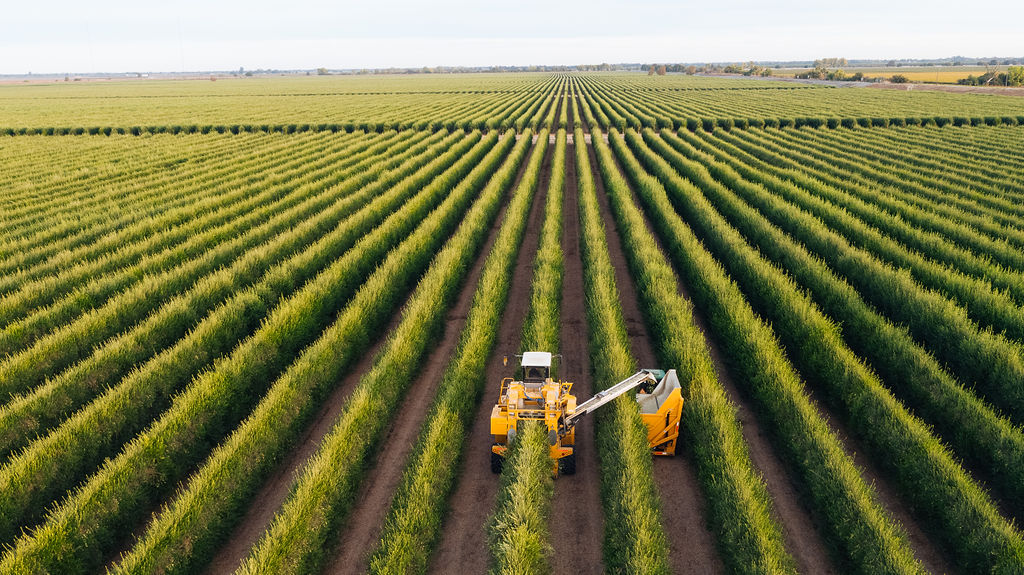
left=1, top=72, right=1023, bottom=574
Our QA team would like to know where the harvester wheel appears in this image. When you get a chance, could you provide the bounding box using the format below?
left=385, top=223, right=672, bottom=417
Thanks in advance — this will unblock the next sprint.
left=491, top=449, right=504, bottom=474
left=559, top=452, right=576, bottom=475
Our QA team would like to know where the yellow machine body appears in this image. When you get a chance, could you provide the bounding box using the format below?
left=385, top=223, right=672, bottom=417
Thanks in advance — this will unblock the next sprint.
left=637, top=385, right=683, bottom=456
left=490, top=377, right=577, bottom=475
left=490, top=352, right=683, bottom=476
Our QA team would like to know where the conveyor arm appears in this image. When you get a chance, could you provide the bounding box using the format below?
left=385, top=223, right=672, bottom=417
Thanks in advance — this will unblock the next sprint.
left=563, top=370, right=658, bottom=429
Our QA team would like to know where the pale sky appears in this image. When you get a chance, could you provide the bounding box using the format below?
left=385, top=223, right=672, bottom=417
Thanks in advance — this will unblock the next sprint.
left=2, top=0, right=1022, bottom=74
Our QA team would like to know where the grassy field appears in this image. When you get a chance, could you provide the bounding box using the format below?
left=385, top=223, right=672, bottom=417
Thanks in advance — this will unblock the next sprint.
left=775, top=65, right=1007, bottom=83
left=1, top=72, right=1023, bottom=574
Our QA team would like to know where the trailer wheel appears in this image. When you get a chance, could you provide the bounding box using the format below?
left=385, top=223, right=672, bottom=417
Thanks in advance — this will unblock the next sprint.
left=559, top=452, right=577, bottom=476
left=491, top=449, right=504, bottom=474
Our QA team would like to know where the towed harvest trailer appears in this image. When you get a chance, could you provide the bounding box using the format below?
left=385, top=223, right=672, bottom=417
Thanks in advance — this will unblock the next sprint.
left=490, top=351, right=682, bottom=476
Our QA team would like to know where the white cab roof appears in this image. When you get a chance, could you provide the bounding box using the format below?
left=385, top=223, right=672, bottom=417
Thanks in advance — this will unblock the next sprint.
left=520, top=351, right=552, bottom=368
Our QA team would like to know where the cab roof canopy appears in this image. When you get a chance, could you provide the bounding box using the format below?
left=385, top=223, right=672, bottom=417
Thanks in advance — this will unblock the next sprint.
left=520, top=351, right=552, bottom=369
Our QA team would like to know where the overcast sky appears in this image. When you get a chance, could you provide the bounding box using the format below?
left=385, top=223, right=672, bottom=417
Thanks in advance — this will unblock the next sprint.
left=3, top=0, right=1022, bottom=74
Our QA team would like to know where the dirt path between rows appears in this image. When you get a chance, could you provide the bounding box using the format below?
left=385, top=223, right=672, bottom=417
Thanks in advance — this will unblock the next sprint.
left=201, top=256, right=424, bottom=574
left=603, top=130, right=838, bottom=574
left=800, top=385, right=958, bottom=574
left=638, top=131, right=956, bottom=573
left=201, top=283, right=412, bottom=574
left=583, top=129, right=726, bottom=575
left=320, top=142, right=535, bottom=575
left=202, top=135, right=531, bottom=575
left=426, top=136, right=553, bottom=575
left=547, top=96, right=605, bottom=574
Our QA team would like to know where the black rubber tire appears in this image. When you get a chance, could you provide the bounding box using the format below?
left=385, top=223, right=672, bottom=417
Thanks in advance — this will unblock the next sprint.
left=491, top=449, right=504, bottom=474
left=559, top=452, right=577, bottom=476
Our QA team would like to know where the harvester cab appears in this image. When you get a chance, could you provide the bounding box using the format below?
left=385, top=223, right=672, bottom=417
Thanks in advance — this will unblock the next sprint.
left=490, top=351, right=683, bottom=477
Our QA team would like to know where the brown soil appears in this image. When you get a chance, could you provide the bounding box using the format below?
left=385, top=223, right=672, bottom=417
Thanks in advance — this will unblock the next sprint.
left=202, top=137, right=538, bottom=575
left=202, top=287, right=411, bottom=575
left=105, top=238, right=423, bottom=574
left=800, top=385, right=958, bottom=575
left=547, top=133, right=604, bottom=573
left=584, top=134, right=726, bottom=575
left=602, top=131, right=838, bottom=574
left=426, top=136, right=552, bottom=575
left=634, top=133, right=956, bottom=573
left=320, top=148, right=521, bottom=575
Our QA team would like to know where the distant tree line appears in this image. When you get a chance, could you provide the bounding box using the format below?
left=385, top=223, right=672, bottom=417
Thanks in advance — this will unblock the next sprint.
left=723, top=62, right=774, bottom=77
left=794, top=58, right=864, bottom=82
left=814, top=57, right=848, bottom=68
left=348, top=63, right=631, bottom=75
left=672, top=56, right=1023, bottom=71
left=641, top=63, right=697, bottom=74
left=795, top=67, right=865, bottom=82
left=958, top=66, right=1024, bottom=87
left=642, top=62, right=771, bottom=76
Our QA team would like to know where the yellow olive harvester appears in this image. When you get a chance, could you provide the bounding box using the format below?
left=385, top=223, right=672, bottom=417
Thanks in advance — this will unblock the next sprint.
left=490, top=351, right=682, bottom=476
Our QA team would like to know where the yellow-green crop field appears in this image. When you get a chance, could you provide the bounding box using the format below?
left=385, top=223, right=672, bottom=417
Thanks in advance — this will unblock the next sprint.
left=776, top=65, right=1007, bottom=83
left=1, top=72, right=1023, bottom=575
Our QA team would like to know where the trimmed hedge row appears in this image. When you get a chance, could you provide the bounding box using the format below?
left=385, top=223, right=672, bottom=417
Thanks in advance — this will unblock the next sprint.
left=0, top=132, right=334, bottom=287
left=636, top=129, right=1024, bottom=573
left=489, top=129, right=564, bottom=573
left=0, top=81, right=567, bottom=140
left=489, top=420, right=556, bottom=575
left=368, top=131, right=553, bottom=575
left=679, top=130, right=1024, bottom=343
left=710, top=128, right=1024, bottom=278
left=0, top=132, right=418, bottom=365
left=742, top=127, right=1024, bottom=232
left=117, top=131, right=535, bottom=575
left=573, top=125, right=671, bottom=574
left=590, top=131, right=796, bottom=573
left=612, top=129, right=925, bottom=574
left=0, top=132, right=410, bottom=331
left=661, top=129, right=1024, bottom=427
left=0, top=130, right=460, bottom=463
left=0, top=133, right=511, bottom=574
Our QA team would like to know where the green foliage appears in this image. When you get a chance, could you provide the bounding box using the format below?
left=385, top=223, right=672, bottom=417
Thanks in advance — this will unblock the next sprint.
left=0, top=133, right=512, bottom=574
left=488, top=128, right=566, bottom=572
left=521, top=131, right=565, bottom=356
left=1008, top=65, right=1024, bottom=86
left=0, top=131, right=449, bottom=463
left=573, top=126, right=671, bottom=575
left=489, top=421, right=554, bottom=575
left=626, top=129, right=925, bottom=574
left=367, top=130, right=550, bottom=574
left=593, top=130, right=796, bottom=574
left=232, top=131, right=533, bottom=575
left=656, top=128, right=1024, bottom=572
left=3, top=73, right=1024, bottom=575
left=0, top=132, right=412, bottom=385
